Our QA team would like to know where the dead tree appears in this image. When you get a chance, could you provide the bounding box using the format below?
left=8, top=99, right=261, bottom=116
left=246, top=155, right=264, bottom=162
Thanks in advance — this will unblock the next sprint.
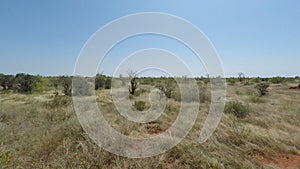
left=128, top=71, right=138, bottom=95
left=238, top=72, right=245, bottom=82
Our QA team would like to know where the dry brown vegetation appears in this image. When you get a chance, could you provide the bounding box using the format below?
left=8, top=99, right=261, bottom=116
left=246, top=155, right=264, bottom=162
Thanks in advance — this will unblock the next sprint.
left=0, top=79, right=300, bottom=169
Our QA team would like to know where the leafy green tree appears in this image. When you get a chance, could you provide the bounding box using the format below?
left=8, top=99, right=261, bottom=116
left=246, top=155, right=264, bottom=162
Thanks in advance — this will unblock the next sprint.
left=269, top=76, right=285, bottom=84
left=49, top=77, right=60, bottom=95
left=14, top=73, right=35, bottom=93
left=104, top=77, right=112, bottom=89
left=0, top=74, right=14, bottom=90
left=95, top=74, right=106, bottom=90
left=60, top=76, right=72, bottom=96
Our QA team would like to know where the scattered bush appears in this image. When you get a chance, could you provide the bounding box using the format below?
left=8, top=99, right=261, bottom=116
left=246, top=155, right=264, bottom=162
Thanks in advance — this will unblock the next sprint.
left=60, top=76, right=72, bottom=96
left=255, top=83, right=270, bottom=96
left=104, top=77, right=112, bottom=89
left=269, top=76, right=285, bottom=84
left=226, top=78, right=236, bottom=85
left=0, top=75, right=14, bottom=90
left=249, top=96, right=266, bottom=103
left=133, top=101, right=147, bottom=111
left=245, top=89, right=255, bottom=96
left=0, top=151, right=12, bottom=166
left=235, top=90, right=242, bottom=95
left=170, top=89, right=181, bottom=101
left=250, top=77, right=261, bottom=84
left=155, top=81, right=176, bottom=99
left=73, top=78, right=92, bottom=96
left=14, top=73, right=35, bottom=93
left=225, top=101, right=250, bottom=118
left=133, top=88, right=149, bottom=97
left=44, top=95, right=72, bottom=108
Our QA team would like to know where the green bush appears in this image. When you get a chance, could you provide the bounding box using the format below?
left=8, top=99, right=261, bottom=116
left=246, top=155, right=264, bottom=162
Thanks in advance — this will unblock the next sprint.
left=14, top=73, right=35, bottom=93
left=73, top=78, right=92, bottom=96
left=170, top=89, right=181, bottom=101
left=155, top=81, right=176, bottom=99
left=235, top=90, right=242, bottom=95
left=44, top=95, right=72, bottom=108
left=226, top=78, right=236, bottom=85
left=269, top=76, right=285, bottom=84
left=133, top=101, right=147, bottom=111
left=133, top=88, right=149, bottom=97
left=60, top=76, right=72, bottom=96
left=245, top=89, right=255, bottom=96
left=0, top=75, right=14, bottom=90
left=255, top=83, right=270, bottom=96
left=249, top=96, right=266, bottom=103
left=225, top=101, right=250, bottom=118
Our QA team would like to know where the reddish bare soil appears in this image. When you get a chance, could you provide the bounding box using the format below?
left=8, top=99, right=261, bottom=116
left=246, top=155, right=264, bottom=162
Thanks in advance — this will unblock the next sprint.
left=147, top=127, right=165, bottom=134
left=258, top=154, right=300, bottom=169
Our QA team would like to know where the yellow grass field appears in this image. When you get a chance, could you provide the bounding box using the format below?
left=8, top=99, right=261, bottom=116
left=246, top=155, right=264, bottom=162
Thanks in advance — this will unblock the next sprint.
left=0, top=81, right=300, bottom=169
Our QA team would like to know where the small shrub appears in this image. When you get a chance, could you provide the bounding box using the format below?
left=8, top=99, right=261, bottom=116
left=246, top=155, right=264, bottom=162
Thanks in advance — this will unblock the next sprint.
left=243, top=79, right=251, bottom=85
left=226, top=78, right=236, bottom=85
left=235, top=90, right=242, bottom=95
left=249, top=96, right=266, bottom=103
left=60, top=76, right=72, bottom=96
left=255, top=83, right=270, bottom=96
left=44, top=95, right=72, bottom=108
left=250, top=77, right=261, bottom=84
left=155, top=82, right=175, bottom=99
left=199, top=87, right=211, bottom=103
left=0, top=113, right=10, bottom=123
left=245, top=89, right=255, bottom=96
left=0, top=151, right=12, bottom=166
left=165, top=104, right=179, bottom=113
left=73, top=78, right=91, bottom=96
left=133, top=88, right=148, bottom=97
left=269, top=76, right=285, bottom=84
left=225, top=101, right=250, bottom=118
left=133, top=101, right=146, bottom=111
left=170, top=89, right=181, bottom=102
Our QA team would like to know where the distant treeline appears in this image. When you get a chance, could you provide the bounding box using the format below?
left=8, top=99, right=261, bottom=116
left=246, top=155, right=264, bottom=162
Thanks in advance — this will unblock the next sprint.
left=0, top=73, right=111, bottom=95
left=0, top=73, right=299, bottom=95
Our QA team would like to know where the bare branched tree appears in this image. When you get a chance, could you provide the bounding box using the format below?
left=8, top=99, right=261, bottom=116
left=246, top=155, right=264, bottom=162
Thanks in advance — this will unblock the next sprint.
left=128, top=70, right=138, bottom=95
left=238, top=72, right=245, bottom=82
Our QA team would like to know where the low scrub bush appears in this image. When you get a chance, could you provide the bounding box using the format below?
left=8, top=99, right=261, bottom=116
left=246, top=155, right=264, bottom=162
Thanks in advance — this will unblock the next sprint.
left=249, top=96, right=266, bottom=103
left=255, top=83, right=270, bottom=96
left=44, top=95, right=72, bottom=108
left=269, top=76, right=285, bottom=84
left=133, top=101, right=147, bottom=111
left=250, top=96, right=266, bottom=103
left=225, top=101, right=250, bottom=118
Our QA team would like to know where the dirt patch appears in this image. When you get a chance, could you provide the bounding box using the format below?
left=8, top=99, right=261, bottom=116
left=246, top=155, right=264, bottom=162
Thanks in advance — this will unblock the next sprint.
left=147, top=127, right=165, bottom=134
left=258, top=154, right=300, bottom=169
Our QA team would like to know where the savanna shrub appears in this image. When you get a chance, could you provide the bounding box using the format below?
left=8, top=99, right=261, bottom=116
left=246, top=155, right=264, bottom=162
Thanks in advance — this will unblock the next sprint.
left=249, top=96, right=266, bottom=103
left=269, top=76, right=285, bottom=84
left=255, top=83, right=270, bottom=96
left=73, top=78, right=92, bottom=96
left=226, top=78, right=236, bottom=85
left=14, top=73, right=35, bottom=93
left=133, top=101, right=147, bottom=111
left=225, top=101, right=249, bottom=118
left=60, top=76, right=72, bottom=96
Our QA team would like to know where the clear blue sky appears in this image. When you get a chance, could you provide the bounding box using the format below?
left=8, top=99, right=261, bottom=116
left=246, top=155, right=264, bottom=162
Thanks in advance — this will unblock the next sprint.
left=0, top=0, right=299, bottom=77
